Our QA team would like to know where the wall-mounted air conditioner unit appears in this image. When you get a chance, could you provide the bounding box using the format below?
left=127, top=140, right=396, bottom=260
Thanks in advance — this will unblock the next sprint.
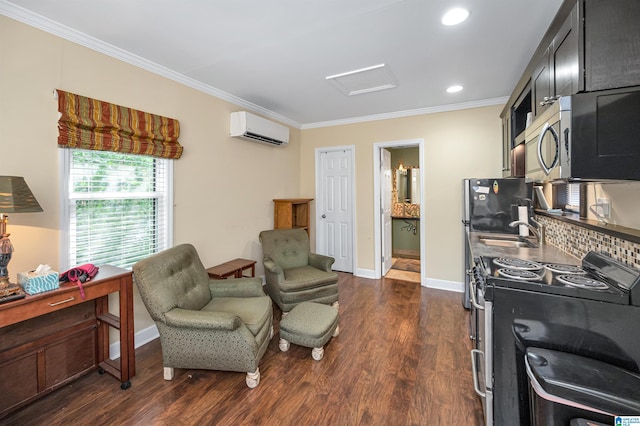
left=230, top=111, right=289, bottom=146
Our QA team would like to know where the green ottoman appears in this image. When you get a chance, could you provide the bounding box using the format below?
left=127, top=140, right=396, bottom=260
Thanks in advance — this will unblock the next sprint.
left=278, top=301, right=339, bottom=361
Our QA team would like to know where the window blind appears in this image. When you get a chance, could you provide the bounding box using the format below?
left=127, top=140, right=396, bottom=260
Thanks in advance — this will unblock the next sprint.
left=566, top=183, right=581, bottom=212
left=64, top=149, right=171, bottom=269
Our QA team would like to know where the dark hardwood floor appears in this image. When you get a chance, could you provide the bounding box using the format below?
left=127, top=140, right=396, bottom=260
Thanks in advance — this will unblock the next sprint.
left=3, top=273, right=483, bottom=426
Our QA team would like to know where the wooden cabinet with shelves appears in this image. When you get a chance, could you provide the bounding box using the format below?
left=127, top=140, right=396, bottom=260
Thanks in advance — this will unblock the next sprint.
left=273, top=198, right=313, bottom=235
left=0, top=266, right=134, bottom=418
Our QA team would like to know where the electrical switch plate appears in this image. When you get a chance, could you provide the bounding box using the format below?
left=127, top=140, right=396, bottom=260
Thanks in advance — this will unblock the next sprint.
left=597, top=198, right=611, bottom=218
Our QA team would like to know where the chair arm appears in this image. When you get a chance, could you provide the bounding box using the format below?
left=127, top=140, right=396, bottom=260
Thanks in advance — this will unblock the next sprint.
left=263, top=258, right=283, bottom=275
left=208, top=277, right=265, bottom=298
left=309, top=253, right=335, bottom=272
left=164, top=308, right=241, bottom=331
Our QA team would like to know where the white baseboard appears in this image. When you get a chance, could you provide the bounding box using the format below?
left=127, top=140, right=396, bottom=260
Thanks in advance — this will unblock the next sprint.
left=355, top=268, right=464, bottom=293
left=354, top=268, right=377, bottom=279
left=425, top=278, right=464, bottom=293
left=109, top=324, right=159, bottom=360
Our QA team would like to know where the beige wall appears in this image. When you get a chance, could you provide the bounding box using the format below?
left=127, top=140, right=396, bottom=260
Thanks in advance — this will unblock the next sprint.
left=587, top=182, right=640, bottom=230
left=1, top=16, right=301, bottom=333
left=300, top=106, right=504, bottom=283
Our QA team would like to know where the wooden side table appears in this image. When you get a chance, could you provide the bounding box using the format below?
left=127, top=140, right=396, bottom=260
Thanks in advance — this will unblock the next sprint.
left=206, top=258, right=256, bottom=280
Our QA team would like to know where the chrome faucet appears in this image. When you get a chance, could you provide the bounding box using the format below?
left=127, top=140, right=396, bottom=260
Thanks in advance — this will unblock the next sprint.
left=509, top=219, right=545, bottom=245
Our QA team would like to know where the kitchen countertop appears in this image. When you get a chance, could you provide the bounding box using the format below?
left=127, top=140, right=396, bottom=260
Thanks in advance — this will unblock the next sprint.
left=468, top=231, right=580, bottom=265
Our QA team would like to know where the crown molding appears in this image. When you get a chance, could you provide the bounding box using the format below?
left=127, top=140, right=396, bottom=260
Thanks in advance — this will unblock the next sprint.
left=300, top=97, right=509, bottom=129
left=0, top=1, right=301, bottom=129
left=2, top=1, right=508, bottom=131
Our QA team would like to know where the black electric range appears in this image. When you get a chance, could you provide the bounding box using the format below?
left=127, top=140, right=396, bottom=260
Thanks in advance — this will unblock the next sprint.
left=474, top=250, right=640, bottom=425
left=480, top=251, right=640, bottom=306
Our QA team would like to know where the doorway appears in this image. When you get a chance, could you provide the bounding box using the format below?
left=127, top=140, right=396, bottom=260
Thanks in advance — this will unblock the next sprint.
left=373, top=140, right=426, bottom=285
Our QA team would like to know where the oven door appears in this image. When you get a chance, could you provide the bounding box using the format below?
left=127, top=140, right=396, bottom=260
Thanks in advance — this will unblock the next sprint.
left=470, top=278, right=493, bottom=425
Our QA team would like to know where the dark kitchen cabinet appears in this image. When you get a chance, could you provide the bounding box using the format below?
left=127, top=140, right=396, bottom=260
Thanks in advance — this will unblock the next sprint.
left=532, top=48, right=552, bottom=118
left=531, top=1, right=580, bottom=119
left=584, top=0, right=640, bottom=91
left=502, top=84, right=530, bottom=177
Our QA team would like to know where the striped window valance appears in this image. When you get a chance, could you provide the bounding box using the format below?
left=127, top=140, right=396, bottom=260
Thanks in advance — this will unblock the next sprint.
left=56, top=89, right=183, bottom=159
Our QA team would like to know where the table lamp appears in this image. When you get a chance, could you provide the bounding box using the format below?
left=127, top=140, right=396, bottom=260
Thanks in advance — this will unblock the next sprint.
left=0, top=176, right=43, bottom=296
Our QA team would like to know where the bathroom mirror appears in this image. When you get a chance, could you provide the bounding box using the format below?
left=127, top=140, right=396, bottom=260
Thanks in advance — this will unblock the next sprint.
left=395, top=167, right=420, bottom=204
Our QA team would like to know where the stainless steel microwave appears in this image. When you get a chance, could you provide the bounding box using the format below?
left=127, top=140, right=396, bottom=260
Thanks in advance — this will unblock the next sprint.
left=525, top=86, right=640, bottom=181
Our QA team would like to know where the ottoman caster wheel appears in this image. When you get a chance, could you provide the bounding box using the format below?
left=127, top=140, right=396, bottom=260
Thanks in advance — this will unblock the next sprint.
left=120, top=381, right=131, bottom=390
left=312, top=347, right=324, bottom=361
left=279, top=338, right=290, bottom=352
left=97, top=367, right=105, bottom=375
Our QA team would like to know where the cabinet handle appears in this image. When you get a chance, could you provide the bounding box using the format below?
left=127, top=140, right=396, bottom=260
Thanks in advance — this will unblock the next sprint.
left=539, top=95, right=560, bottom=106
left=49, top=297, right=76, bottom=307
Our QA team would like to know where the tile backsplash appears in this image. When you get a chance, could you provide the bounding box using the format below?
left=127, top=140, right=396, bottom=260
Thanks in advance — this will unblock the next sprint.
left=537, top=216, right=640, bottom=269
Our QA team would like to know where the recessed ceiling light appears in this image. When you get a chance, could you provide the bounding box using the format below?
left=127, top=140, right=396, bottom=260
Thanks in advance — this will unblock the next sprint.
left=447, top=85, right=463, bottom=93
left=442, top=8, right=470, bottom=26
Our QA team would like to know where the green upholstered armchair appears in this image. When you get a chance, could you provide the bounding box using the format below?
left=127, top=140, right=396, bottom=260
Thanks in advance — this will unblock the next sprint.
left=132, top=244, right=273, bottom=388
left=259, top=228, right=339, bottom=313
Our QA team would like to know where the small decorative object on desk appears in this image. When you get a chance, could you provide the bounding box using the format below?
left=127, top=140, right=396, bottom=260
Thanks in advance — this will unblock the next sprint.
left=18, top=264, right=59, bottom=295
left=59, top=263, right=99, bottom=299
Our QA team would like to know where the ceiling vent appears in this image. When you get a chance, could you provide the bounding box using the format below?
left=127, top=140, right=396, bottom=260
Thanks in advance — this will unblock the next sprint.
left=326, top=64, right=397, bottom=96
left=230, top=111, right=289, bottom=146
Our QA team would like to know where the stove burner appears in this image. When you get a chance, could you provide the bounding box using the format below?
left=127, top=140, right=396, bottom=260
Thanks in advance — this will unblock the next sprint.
left=556, top=274, right=609, bottom=290
left=544, top=264, right=586, bottom=274
left=493, top=257, right=543, bottom=271
left=497, top=268, right=543, bottom=281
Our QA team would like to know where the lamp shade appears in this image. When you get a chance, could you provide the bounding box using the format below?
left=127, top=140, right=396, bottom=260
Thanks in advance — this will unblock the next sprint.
left=0, top=176, right=43, bottom=213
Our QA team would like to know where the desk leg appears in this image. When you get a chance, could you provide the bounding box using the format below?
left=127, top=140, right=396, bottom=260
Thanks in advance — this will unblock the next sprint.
left=119, top=274, right=135, bottom=389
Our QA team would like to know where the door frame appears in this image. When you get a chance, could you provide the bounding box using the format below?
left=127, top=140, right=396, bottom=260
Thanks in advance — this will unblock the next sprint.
left=373, top=139, right=426, bottom=285
left=314, top=145, right=356, bottom=273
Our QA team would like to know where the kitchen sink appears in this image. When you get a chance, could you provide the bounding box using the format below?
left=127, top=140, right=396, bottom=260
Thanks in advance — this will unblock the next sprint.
left=478, top=234, right=538, bottom=248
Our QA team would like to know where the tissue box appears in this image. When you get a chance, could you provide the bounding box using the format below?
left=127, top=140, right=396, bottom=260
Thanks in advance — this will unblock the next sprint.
left=18, top=271, right=60, bottom=295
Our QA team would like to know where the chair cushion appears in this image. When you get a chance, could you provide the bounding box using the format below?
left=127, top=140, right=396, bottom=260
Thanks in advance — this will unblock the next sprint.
left=203, top=296, right=272, bottom=336
left=279, top=301, right=338, bottom=348
left=281, top=266, right=338, bottom=292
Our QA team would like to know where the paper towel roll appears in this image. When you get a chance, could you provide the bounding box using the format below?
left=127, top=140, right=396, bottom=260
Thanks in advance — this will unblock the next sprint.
left=518, top=206, right=529, bottom=237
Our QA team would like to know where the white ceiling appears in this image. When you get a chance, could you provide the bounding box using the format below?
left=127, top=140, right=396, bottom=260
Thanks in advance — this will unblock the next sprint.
left=1, top=0, right=564, bottom=128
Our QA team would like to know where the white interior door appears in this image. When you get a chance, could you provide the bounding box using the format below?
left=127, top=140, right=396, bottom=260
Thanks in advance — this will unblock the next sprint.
left=317, top=147, right=354, bottom=273
left=381, top=149, right=393, bottom=275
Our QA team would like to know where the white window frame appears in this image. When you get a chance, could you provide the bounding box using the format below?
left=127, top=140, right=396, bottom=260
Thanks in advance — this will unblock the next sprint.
left=59, top=149, right=174, bottom=271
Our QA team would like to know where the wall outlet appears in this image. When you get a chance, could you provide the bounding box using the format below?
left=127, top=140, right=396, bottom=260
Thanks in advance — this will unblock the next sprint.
left=597, top=198, right=611, bottom=219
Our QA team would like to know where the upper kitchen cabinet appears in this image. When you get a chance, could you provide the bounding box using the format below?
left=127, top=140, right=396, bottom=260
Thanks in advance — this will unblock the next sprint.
left=532, top=1, right=580, bottom=119
left=584, top=0, right=640, bottom=91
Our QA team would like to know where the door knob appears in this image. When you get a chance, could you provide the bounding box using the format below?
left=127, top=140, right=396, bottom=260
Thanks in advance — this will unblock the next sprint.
left=321, top=214, right=326, bottom=218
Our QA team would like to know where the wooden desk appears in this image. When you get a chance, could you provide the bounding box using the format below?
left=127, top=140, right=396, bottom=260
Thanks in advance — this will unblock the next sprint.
left=0, top=265, right=135, bottom=417
left=206, top=258, right=257, bottom=280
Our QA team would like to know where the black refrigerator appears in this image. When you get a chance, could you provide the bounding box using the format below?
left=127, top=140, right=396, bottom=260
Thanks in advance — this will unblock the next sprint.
left=462, top=178, right=532, bottom=309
